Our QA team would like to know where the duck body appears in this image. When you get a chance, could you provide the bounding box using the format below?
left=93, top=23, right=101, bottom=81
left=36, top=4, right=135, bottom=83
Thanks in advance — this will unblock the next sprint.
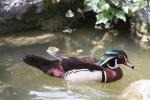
left=56, top=57, right=122, bottom=83
left=23, top=50, right=134, bottom=83
left=63, top=67, right=123, bottom=83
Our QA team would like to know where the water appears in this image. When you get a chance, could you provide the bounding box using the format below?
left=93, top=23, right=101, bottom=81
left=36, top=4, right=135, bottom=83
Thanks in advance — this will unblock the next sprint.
left=0, top=29, right=150, bottom=100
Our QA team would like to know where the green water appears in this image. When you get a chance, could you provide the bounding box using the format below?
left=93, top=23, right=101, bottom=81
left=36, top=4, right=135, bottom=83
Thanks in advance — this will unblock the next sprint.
left=0, top=29, right=150, bottom=100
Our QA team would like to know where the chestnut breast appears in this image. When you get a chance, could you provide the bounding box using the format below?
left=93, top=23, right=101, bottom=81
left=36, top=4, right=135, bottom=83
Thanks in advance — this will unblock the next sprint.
left=104, top=67, right=123, bottom=83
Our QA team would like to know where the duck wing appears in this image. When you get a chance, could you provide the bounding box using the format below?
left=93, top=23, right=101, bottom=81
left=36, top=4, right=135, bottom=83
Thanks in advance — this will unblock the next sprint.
left=60, top=57, right=103, bottom=72
left=47, top=50, right=102, bottom=72
left=46, top=50, right=99, bottom=63
left=46, top=49, right=68, bottom=60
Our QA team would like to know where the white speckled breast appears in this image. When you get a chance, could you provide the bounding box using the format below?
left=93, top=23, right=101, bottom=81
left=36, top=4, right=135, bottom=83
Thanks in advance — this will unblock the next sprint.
left=63, top=69, right=103, bottom=83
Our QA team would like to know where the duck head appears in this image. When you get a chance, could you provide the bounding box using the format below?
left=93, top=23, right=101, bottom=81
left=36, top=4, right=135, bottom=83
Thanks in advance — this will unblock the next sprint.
left=96, top=50, right=134, bottom=69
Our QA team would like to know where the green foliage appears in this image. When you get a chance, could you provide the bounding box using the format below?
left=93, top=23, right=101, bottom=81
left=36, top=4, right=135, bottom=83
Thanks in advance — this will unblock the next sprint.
left=84, top=0, right=148, bottom=26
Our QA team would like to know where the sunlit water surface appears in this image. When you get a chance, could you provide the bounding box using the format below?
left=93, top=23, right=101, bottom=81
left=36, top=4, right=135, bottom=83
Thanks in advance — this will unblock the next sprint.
left=0, top=29, right=150, bottom=100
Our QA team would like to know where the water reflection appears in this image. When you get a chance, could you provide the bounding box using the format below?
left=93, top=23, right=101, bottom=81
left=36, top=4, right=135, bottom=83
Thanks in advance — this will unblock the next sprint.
left=28, top=85, right=85, bottom=100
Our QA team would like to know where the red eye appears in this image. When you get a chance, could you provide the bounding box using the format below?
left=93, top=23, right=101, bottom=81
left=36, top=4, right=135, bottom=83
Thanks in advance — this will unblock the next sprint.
left=118, top=55, right=123, bottom=58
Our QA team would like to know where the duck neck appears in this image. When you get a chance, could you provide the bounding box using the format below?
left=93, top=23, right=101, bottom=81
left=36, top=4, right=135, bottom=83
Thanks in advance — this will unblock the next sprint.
left=103, top=67, right=123, bottom=83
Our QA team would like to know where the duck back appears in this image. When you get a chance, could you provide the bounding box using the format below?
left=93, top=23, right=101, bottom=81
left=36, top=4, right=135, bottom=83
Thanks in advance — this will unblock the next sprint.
left=60, top=57, right=103, bottom=72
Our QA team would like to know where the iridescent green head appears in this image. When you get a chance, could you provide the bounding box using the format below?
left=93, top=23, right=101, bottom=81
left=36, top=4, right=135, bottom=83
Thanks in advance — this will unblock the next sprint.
left=96, top=50, right=134, bottom=69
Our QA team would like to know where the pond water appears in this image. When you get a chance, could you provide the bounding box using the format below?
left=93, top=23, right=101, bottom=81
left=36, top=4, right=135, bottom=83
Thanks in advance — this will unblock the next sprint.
left=0, top=28, right=150, bottom=100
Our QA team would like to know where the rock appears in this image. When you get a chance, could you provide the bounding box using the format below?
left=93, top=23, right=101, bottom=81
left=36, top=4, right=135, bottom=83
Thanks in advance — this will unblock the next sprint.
left=0, top=0, right=77, bottom=23
left=0, top=0, right=81, bottom=33
left=121, top=80, right=150, bottom=100
left=131, top=1, right=150, bottom=32
left=0, top=0, right=43, bottom=22
left=0, top=0, right=43, bottom=33
left=131, top=1, right=150, bottom=47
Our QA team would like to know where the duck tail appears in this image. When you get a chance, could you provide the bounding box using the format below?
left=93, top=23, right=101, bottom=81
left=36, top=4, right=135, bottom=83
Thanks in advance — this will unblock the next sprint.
left=23, top=55, right=59, bottom=75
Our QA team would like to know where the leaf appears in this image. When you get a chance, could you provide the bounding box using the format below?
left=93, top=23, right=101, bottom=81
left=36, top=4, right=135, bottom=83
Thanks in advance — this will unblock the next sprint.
left=127, top=0, right=147, bottom=13
left=116, top=10, right=126, bottom=22
left=96, top=14, right=108, bottom=24
left=84, top=0, right=91, bottom=3
left=93, top=0, right=100, bottom=4
left=96, top=12, right=113, bottom=24
left=84, top=0, right=147, bottom=27
left=84, top=0, right=109, bottom=13
left=132, top=0, right=139, bottom=3
left=129, top=3, right=139, bottom=12
left=84, top=5, right=93, bottom=12
left=139, top=0, right=147, bottom=9
left=122, top=6, right=129, bottom=14
left=111, top=0, right=119, bottom=6
left=96, top=3, right=110, bottom=13
left=86, top=1, right=94, bottom=7
left=93, top=5, right=99, bottom=12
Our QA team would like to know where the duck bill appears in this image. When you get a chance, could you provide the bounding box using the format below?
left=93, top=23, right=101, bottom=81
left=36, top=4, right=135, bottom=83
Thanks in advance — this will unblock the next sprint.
left=124, top=61, right=134, bottom=69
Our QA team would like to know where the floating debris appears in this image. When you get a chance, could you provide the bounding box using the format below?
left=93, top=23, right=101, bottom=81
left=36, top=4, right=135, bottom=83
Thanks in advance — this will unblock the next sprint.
left=76, top=49, right=83, bottom=55
left=0, top=82, right=14, bottom=95
left=48, top=47, right=59, bottom=52
left=63, top=28, right=75, bottom=34
left=66, top=10, right=74, bottom=18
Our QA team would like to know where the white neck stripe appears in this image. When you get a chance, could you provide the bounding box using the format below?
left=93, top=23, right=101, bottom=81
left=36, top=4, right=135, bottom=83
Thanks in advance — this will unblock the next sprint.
left=100, top=57, right=114, bottom=66
left=103, top=71, right=107, bottom=83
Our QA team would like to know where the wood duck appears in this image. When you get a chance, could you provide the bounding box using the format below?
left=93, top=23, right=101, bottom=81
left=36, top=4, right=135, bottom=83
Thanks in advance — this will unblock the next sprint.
left=23, top=50, right=134, bottom=83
